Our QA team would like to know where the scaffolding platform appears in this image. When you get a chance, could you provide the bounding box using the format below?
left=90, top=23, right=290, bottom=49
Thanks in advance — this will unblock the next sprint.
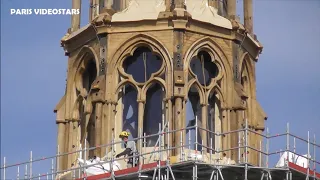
left=1, top=119, right=319, bottom=180
left=75, top=161, right=320, bottom=180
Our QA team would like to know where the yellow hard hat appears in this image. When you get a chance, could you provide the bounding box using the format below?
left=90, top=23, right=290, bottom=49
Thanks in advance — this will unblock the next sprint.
left=119, top=131, right=130, bottom=138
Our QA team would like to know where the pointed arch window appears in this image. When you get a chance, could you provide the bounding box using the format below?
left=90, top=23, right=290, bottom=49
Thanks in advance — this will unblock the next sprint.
left=77, top=58, right=98, bottom=157
left=121, top=47, right=165, bottom=145
left=187, top=50, right=222, bottom=152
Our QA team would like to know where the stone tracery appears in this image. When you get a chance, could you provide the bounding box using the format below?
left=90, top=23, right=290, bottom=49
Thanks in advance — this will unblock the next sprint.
left=185, top=46, right=225, bottom=153
left=114, top=43, right=169, bottom=149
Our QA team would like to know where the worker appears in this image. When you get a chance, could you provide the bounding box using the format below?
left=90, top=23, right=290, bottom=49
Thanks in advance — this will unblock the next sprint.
left=116, top=131, right=138, bottom=168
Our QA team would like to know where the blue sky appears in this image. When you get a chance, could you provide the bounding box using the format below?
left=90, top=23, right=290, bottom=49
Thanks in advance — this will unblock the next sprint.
left=1, top=0, right=319, bottom=178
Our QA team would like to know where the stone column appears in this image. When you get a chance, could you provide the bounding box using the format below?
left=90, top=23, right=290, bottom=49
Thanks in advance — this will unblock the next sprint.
left=63, top=123, right=70, bottom=170
left=66, top=121, right=73, bottom=168
left=181, top=99, right=186, bottom=143
left=101, top=103, right=108, bottom=156
left=201, top=104, right=207, bottom=151
left=244, top=0, right=253, bottom=34
left=235, top=110, right=243, bottom=163
left=94, top=103, right=103, bottom=156
left=174, top=97, right=183, bottom=155
left=221, top=109, right=229, bottom=157
left=56, top=122, right=66, bottom=171
left=66, top=120, right=79, bottom=168
left=137, top=100, right=145, bottom=153
left=71, top=0, right=81, bottom=32
left=104, top=102, right=112, bottom=153
left=229, top=110, right=238, bottom=160
left=65, top=122, right=72, bottom=168
left=106, top=102, right=117, bottom=153
left=256, top=129, right=263, bottom=166
left=227, top=0, right=236, bottom=19
left=164, top=98, right=173, bottom=156
left=110, top=103, right=117, bottom=133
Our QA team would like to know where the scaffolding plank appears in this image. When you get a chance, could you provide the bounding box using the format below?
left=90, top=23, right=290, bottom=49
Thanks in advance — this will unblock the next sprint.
left=76, top=161, right=166, bottom=180
left=289, top=162, right=320, bottom=179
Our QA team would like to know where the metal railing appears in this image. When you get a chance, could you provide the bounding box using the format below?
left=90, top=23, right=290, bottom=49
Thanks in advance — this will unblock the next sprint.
left=1, top=118, right=319, bottom=180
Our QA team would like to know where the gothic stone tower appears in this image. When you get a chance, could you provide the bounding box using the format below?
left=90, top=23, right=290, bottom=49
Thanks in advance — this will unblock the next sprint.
left=55, top=0, right=267, bottom=171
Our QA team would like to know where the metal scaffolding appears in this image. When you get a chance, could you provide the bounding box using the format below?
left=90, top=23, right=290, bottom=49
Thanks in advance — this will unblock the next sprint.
left=1, top=118, right=319, bottom=180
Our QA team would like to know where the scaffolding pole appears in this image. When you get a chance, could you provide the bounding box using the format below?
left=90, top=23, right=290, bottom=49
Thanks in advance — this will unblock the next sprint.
left=210, top=137, right=213, bottom=164
left=83, top=139, right=87, bottom=179
left=29, top=151, right=33, bottom=179
left=313, top=134, right=316, bottom=179
left=24, top=164, right=28, bottom=179
left=166, top=120, right=170, bottom=180
left=194, top=115, right=198, bottom=180
left=17, top=165, right=19, bottom=180
left=55, top=145, right=59, bottom=179
left=3, top=157, right=5, bottom=180
left=180, top=131, right=183, bottom=162
left=188, top=130, right=191, bottom=160
left=51, top=159, right=54, bottom=180
left=266, top=127, right=269, bottom=168
left=238, top=131, right=241, bottom=164
left=286, top=123, right=291, bottom=180
left=111, top=131, right=115, bottom=180
left=158, top=123, right=162, bottom=180
left=259, top=140, right=262, bottom=167
left=138, top=127, right=143, bottom=180
left=245, top=119, right=248, bottom=180
left=306, top=131, right=310, bottom=180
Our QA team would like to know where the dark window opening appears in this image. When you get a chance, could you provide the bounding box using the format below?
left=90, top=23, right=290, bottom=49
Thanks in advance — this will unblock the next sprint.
left=144, top=83, right=164, bottom=147
left=185, top=85, right=202, bottom=151
left=190, top=51, right=219, bottom=86
left=82, top=59, right=97, bottom=93
left=241, top=63, right=249, bottom=124
left=207, top=93, right=221, bottom=152
left=241, top=77, right=245, bottom=87
left=122, top=84, right=138, bottom=140
left=123, top=47, right=162, bottom=83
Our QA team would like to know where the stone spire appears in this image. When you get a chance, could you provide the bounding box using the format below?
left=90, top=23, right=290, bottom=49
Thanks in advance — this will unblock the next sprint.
left=244, top=0, right=253, bottom=34
left=71, top=0, right=81, bottom=32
